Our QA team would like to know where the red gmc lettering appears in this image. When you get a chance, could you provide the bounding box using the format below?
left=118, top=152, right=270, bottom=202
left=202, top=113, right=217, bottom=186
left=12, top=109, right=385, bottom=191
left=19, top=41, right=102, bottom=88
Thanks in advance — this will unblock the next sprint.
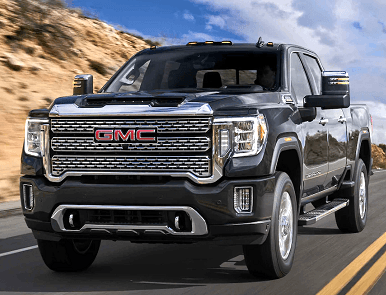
left=95, top=129, right=113, bottom=141
left=114, top=130, right=135, bottom=141
left=136, top=129, right=156, bottom=141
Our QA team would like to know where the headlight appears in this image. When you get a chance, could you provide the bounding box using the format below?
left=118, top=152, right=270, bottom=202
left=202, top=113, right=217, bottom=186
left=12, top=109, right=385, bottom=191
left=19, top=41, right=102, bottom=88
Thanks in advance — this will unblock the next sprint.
left=214, top=114, right=267, bottom=158
left=24, top=118, right=48, bottom=157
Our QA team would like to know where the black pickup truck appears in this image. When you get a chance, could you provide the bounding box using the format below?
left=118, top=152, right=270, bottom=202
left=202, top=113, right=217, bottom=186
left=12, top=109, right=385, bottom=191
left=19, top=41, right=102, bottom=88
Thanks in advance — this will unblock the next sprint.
left=20, top=40, right=372, bottom=279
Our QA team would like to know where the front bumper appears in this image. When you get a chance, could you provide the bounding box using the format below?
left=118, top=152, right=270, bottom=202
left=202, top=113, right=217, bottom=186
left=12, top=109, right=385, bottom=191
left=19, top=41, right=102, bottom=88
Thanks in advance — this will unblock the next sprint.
left=20, top=175, right=275, bottom=245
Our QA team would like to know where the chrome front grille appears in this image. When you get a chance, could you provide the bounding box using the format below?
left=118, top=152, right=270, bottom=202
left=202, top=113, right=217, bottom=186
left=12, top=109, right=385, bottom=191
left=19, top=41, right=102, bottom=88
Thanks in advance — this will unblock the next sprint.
left=48, top=116, right=213, bottom=181
left=51, top=118, right=211, bottom=133
left=51, top=137, right=210, bottom=152
left=51, top=155, right=211, bottom=176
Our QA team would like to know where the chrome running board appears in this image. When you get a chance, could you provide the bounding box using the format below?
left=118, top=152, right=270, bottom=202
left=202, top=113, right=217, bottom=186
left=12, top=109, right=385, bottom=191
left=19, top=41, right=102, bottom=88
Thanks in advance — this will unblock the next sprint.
left=298, top=198, right=349, bottom=225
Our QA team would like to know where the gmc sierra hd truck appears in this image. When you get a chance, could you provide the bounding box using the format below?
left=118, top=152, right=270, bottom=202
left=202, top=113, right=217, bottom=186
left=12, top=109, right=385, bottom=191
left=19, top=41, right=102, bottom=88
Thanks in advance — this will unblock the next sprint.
left=20, top=40, right=372, bottom=279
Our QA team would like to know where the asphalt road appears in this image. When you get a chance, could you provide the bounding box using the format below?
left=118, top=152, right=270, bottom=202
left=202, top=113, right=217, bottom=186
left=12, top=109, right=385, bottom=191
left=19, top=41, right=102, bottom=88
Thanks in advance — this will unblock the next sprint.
left=1, top=171, right=386, bottom=295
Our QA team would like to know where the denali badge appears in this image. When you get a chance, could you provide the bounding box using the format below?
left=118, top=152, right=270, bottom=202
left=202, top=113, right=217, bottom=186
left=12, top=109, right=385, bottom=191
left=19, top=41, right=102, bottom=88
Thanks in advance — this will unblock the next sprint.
left=94, top=128, right=157, bottom=142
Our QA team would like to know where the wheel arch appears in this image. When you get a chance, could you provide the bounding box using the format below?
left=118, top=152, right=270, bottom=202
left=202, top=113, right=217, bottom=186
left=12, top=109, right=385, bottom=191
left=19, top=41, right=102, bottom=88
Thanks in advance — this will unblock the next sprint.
left=270, top=136, right=303, bottom=210
left=354, top=132, right=371, bottom=180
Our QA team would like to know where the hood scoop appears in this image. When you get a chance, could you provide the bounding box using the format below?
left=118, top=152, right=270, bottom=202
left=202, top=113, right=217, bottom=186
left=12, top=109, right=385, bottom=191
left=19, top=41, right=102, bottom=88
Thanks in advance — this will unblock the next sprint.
left=76, top=95, right=186, bottom=108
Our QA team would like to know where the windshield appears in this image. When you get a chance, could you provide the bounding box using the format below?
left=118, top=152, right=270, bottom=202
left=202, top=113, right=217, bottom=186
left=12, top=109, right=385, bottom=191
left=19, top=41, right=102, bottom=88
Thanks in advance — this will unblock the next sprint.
left=105, top=47, right=280, bottom=93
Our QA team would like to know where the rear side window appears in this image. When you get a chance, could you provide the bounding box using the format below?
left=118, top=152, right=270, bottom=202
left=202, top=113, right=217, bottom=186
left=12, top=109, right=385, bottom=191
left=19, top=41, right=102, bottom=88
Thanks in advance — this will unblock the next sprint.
left=303, top=55, right=322, bottom=94
left=290, top=53, right=312, bottom=104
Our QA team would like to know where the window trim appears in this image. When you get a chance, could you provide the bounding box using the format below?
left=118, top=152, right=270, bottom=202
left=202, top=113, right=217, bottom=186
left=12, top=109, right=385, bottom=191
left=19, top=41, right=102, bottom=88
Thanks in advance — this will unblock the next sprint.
left=289, top=52, right=313, bottom=106
left=301, top=53, right=324, bottom=95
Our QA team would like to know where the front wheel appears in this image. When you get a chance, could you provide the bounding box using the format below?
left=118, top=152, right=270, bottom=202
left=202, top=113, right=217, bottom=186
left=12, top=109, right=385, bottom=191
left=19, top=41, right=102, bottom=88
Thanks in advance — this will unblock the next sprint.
left=243, top=172, right=298, bottom=279
left=38, top=239, right=101, bottom=272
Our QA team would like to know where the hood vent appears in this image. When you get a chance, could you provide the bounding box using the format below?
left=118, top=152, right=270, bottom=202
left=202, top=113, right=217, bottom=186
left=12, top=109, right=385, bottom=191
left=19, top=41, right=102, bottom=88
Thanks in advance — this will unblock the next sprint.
left=76, top=96, right=186, bottom=108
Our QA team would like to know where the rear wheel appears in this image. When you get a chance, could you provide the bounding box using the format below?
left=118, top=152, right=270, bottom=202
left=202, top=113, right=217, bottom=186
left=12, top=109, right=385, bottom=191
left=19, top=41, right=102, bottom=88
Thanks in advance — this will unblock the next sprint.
left=335, top=158, right=368, bottom=232
left=243, top=172, right=297, bottom=279
left=37, top=239, right=101, bottom=272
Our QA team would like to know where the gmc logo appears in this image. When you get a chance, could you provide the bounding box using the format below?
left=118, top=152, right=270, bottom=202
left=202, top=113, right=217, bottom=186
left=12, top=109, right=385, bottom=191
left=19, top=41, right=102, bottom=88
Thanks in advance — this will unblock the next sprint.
left=94, top=128, right=157, bottom=142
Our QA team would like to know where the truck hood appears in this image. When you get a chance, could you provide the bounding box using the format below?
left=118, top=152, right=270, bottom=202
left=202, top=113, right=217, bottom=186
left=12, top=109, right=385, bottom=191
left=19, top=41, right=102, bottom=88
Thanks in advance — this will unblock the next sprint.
left=49, top=90, right=282, bottom=117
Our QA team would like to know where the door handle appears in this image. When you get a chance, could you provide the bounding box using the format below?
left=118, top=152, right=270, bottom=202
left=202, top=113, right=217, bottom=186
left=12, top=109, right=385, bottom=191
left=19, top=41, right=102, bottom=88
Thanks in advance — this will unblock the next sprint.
left=319, top=118, right=329, bottom=126
left=338, top=117, right=346, bottom=123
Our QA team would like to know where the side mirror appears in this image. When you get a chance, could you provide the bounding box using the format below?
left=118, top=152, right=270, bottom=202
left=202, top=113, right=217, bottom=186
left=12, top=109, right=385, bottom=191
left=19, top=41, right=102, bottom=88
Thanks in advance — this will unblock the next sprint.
left=73, top=74, right=93, bottom=95
left=304, top=71, right=350, bottom=109
left=299, top=107, right=317, bottom=122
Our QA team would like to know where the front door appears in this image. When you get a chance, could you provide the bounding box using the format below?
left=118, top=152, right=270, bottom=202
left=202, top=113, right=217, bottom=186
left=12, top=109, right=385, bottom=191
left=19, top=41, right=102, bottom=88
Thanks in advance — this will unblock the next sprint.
left=290, top=52, right=328, bottom=195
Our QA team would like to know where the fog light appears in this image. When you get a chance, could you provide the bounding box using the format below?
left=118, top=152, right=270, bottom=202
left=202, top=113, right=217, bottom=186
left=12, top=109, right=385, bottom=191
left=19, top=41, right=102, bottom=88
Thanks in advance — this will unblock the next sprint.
left=63, top=210, right=81, bottom=230
left=234, top=187, right=253, bottom=213
left=22, top=184, right=34, bottom=210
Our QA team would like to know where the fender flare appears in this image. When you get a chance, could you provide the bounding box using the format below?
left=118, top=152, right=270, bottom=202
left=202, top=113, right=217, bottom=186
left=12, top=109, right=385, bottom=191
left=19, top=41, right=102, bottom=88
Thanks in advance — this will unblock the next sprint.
left=269, top=136, right=302, bottom=175
left=353, top=131, right=371, bottom=181
left=269, top=136, right=303, bottom=210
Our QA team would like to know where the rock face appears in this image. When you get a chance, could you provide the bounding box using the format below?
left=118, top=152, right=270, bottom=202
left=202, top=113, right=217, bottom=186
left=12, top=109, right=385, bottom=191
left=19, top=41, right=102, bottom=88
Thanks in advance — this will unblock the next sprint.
left=3, top=52, right=24, bottom=71
left=372, top=144, right=386, bottom=169
left=0, top=0, right=152, bottom=202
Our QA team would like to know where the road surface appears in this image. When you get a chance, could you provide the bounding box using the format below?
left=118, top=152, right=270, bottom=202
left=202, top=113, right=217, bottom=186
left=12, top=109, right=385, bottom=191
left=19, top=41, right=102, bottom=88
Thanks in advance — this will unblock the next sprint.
left=1, top=170, right=386, bottom=294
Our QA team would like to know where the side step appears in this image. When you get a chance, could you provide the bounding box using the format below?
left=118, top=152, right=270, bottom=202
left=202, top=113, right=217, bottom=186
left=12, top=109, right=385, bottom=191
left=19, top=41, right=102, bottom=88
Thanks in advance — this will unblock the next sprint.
left=298, top=198, right=349, bottom=226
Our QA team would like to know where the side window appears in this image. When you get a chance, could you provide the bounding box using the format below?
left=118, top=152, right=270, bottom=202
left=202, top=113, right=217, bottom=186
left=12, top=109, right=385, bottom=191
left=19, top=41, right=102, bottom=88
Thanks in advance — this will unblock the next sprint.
left=303, top=55, right=322, bottom=94
left=290, top=53, right=312, bottom=104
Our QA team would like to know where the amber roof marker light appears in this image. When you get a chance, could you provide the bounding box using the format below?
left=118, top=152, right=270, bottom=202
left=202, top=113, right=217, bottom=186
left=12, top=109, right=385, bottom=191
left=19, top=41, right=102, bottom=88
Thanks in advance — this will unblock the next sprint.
left=186, top=40, right=233, bottom=46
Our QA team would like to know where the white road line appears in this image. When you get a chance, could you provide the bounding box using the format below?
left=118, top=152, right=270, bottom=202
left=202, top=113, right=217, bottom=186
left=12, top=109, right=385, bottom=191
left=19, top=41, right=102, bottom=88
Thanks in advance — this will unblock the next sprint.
left=373, top=170, right=386, bottom=173
left=219, top=254, right=247, bottom=270
left=0, top=245, right=38, bottom=258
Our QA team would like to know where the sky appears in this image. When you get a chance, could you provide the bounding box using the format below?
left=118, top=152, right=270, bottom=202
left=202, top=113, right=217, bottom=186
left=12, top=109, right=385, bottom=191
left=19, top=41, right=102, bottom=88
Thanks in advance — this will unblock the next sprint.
left=66, top=0, right=386, bottom=143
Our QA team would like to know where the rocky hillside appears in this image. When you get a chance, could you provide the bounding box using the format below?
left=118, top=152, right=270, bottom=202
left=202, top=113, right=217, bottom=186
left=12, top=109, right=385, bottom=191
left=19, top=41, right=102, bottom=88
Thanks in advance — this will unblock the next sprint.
left=0, top=0, right=150, bottom=202
left=372, top=144, right=386, bottom=169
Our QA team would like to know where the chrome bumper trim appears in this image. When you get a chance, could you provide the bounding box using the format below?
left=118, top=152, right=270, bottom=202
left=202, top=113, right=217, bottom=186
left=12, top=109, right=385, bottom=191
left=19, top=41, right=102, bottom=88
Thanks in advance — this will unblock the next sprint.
left=51, top=205, right=208, bottom=236
left=224, top=220, right=271, bottom=227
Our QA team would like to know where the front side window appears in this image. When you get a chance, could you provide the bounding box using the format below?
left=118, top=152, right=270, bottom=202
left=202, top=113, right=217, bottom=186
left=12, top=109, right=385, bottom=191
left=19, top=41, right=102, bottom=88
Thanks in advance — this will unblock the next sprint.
left=303, top=54, right=322, bottom=94
left=290, top=53, right=312, bottom=104
left=105, top=49, right=279, bottom=93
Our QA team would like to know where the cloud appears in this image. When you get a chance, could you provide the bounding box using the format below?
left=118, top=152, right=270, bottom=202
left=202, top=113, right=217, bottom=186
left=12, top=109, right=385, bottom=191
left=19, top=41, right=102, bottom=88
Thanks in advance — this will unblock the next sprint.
left=292, top=0, right=337, bottom=30
left=206, top=24, right=213, bottom=31
left=181, top=31, right=216, bottom=42
left=206, top=15, right=227, bottom=29
left=356, top=100, right=386, bottom=144
left=183, top=11, right=195, bottom=22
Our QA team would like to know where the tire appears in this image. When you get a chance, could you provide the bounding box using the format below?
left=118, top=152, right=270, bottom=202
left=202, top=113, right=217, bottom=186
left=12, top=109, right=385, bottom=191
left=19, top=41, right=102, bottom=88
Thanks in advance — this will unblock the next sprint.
left=243, top=172, right=297, bottom=279
left=335, top=158, right=368, bottom=233
left=37, top=239, right=101, bottom=272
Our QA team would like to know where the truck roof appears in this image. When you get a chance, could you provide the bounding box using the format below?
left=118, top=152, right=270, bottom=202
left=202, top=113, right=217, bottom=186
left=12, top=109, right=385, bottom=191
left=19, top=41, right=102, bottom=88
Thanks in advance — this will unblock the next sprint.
left=141, top=42, right=318, bottom=57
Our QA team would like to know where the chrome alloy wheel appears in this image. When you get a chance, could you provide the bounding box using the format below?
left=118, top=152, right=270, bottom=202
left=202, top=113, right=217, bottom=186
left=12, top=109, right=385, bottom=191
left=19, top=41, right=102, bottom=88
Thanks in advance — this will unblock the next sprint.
left=359, top=172, right=367, bottom=220
left=278, top=191, right=293, bottom=260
